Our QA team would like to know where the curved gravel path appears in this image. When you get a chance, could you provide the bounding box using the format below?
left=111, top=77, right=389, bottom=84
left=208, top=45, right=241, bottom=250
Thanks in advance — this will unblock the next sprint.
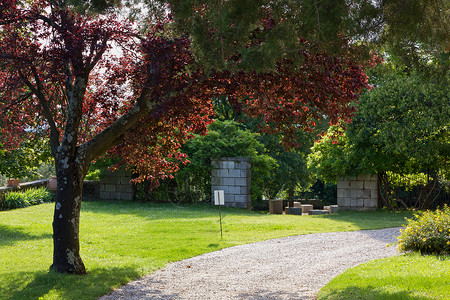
left=100, top=227, right=402, bottom=300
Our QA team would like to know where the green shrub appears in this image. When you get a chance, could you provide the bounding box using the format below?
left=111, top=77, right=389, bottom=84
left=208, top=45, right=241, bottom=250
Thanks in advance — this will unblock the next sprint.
left=2, top=187, right=53, bottom=210
left=23, top=187, right=54, bottom=205
left=397, top=205, right=450, bottom=255
left=85, top=168, right=102, bottom=181
left=2, top=191, right=30, bottom=209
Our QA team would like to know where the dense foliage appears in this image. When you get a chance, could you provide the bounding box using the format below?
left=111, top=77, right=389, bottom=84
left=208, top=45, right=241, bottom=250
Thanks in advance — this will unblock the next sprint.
left=397, top=205, right=450, bottom=255
left=308, top=72, right=449, bottom=208
left=350, top=75, right=449, bottom=175
left=2, top=187, right=54, bottom=210
left=0, top=136, right=52, bottom=179
left=212, top=96, right=321, bottom=201
left=140, top=98, right=323, bottom=205
left=255, top=131, right=316, bottom=200
left=165, top=0, right=449, bottom=73
left=138, top=120, right=276, bottom=204
left=309, top=74, right=449, bottom=178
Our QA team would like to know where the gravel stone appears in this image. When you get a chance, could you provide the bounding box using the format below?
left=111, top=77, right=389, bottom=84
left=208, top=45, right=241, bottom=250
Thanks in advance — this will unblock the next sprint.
left=99, top=227, right=402, bottom=300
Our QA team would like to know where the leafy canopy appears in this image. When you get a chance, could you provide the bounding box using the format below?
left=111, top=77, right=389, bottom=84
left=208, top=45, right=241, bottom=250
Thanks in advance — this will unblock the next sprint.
left=308, top=73, right=450, bottom=182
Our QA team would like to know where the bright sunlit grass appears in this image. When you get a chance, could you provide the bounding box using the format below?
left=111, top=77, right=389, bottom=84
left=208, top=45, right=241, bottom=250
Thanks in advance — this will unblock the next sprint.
left=1, top=201, right=411, bottom=299
left=318, top=253, right=450, bottom=299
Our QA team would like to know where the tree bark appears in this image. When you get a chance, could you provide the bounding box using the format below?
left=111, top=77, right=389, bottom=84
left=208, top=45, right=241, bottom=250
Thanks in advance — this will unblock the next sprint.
left=50, top=159, right=87, bottom=275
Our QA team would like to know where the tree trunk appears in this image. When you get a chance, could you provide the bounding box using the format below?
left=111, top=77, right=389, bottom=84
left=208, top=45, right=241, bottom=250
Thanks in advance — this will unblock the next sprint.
left=50, top=162, right=86, bottom=275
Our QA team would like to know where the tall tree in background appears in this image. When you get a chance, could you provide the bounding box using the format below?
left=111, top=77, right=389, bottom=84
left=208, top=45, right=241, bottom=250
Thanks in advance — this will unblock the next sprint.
left=0, top=135, right=52, bottom=179
left=164, top=0, right=448, bottom=70
left=2, top=0, right=445, bottom=274
left=308, top=72, right=449, bottom=208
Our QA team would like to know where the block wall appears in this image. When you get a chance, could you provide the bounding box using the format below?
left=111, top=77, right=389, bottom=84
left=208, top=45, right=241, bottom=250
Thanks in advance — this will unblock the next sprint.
left=211, top=157, right=251, bottom=209
left=98, top=168, right=134, bottom=201
left=337, top=174, right=379, bottom=210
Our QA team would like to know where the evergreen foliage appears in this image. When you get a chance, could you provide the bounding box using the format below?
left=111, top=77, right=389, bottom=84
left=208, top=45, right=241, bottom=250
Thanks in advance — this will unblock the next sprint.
left=165, top=0, right=449, bottom=71
left=138, top=120, right=276, bottom=204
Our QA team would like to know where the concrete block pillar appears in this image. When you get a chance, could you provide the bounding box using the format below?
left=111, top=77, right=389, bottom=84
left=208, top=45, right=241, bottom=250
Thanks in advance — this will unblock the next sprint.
left=337, top=174, right=379, bottom=210
left=211, top=157, right=251, bottom=209
left=98, top=168, right=135, bottom=201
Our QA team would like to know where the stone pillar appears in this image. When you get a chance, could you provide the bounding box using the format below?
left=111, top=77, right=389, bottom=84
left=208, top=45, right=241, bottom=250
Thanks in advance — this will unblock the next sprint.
left=98, top=168, right=134, bottom=201
left=337, top=174, right=379, bottom=210
left=211, top=157, right=251, bottom=209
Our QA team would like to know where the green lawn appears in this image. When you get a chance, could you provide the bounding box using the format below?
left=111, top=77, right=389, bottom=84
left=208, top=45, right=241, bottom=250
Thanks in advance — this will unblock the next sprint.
left=1, top=201, right=411, bottom=300
left=318, top=253, right=450, bottom=299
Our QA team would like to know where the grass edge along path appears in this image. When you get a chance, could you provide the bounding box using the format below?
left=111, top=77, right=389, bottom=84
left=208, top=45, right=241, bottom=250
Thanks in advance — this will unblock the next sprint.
left=317, top=253, right=450, bottom=299
left=1, top=201, right=412, bottom=300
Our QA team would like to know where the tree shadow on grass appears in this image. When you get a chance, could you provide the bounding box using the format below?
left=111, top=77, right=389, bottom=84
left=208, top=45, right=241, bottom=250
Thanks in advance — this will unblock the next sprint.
left=320, top=286, right=432, bottom=300
left=317, top=210, right=413, bottom=229
left=6, top=267, right=143, bottom=300
left=80, top=201, right=256, bottom=221
left=81, top=201, right=414, bottom=224
left=0, top=224, right=52, bottom=246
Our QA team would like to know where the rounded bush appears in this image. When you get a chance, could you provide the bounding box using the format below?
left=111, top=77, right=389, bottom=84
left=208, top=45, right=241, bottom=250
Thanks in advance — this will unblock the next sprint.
left=397, top=205, right=450, bottom=255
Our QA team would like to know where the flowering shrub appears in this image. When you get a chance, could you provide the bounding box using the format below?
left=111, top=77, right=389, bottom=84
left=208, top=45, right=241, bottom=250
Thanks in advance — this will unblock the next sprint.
left=397, top=205, right=450, bottom=254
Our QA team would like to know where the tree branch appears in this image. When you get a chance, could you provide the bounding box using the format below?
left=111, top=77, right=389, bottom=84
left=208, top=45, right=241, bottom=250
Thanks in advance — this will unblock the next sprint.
left=314, top=0, right=322, bottom=36
left=36, top=14, right=63, bottom=32
left=18, top=68, right=60, bottom=157
left=1, top=92, right=33, bottom=113
left=79, top=88, right=153, bottom=164
left=86, top=36, right=109, bottom=73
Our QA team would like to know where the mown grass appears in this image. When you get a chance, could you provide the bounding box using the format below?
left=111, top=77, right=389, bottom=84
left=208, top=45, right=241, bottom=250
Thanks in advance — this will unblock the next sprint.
left=318, top=253, right=450, bottom=299
left=1, top=201, right=412, bottom=300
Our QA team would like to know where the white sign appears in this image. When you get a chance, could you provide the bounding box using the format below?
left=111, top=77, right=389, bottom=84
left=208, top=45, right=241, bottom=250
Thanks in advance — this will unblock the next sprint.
left=214, top=190, right=225, bottom=205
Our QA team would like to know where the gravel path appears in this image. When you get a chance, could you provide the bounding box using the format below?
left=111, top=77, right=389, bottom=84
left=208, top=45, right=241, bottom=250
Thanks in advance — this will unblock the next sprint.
left=99, top=227, right=402, bottom=300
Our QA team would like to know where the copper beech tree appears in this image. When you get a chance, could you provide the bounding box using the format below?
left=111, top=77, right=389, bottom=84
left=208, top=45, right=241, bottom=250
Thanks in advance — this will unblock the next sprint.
left=0, top=0, right=370, bottom=274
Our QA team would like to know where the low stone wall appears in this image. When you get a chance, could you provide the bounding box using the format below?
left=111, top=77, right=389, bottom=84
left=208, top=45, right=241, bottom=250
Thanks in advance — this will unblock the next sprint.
left=211, top=157, right=251, bottom=209
left=337, top=174, right=379, bottom=210
left=83, top=169, right=135, bottom=201
left=0, top=179, right=49, bottom=206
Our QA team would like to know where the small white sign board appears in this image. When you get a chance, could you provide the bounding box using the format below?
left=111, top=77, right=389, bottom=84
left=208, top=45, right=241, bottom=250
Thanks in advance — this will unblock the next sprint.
left=214, top=190, right=225, bottom=205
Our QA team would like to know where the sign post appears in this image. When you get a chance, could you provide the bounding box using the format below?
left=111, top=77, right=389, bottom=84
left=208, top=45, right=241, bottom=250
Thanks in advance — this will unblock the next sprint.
left=214, top=190, right=224, bottom=239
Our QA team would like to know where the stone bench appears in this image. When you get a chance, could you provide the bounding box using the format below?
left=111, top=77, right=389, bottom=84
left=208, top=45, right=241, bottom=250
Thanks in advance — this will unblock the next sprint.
left=301, top=204, right=314, bottom=214
left=309, top=209, right=330, bottom=215
left=323, top=205, right=339, bottom=214
left=285, top=207, right=302, bottom=215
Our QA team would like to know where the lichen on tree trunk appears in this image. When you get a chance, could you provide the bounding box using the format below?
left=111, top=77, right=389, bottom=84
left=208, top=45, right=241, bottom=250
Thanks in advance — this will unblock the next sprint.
left=50, top=163, right=86, bottom=275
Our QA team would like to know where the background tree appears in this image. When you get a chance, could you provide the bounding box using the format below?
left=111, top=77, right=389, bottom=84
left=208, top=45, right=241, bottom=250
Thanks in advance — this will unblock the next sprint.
left=140, top=120, right=276, bottom=205
left=165, top=0, right=449, bottom=71
left=1, top=0, right=370, bottom=274
left=0, top=134, right=52, bottom=180
left=210, top=96, right=318, bottom=202
left=142, top=96, right=323, bottom=206
left=308, top=71, right=449, bottom=209
left=250, top=128, right=317, bottom=202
